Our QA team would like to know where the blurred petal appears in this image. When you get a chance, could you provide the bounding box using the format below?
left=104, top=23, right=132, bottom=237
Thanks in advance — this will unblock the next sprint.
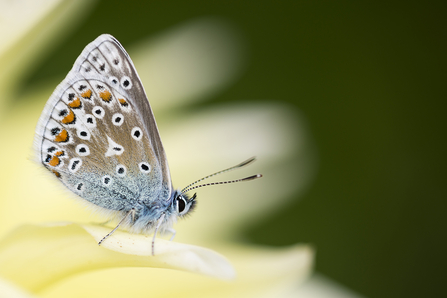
left=0, top=223, right=235, bottom=293
left=0, top=0, right=95, bottom=114
left=131, top=17, right=245, bottom=111
left=292, top=274, right=365, bottom=298
left=0, top=277, right=37, bottom=298
left=161, top=103, right=317, bottom=241
left=40, top=244, right=313, bottom=298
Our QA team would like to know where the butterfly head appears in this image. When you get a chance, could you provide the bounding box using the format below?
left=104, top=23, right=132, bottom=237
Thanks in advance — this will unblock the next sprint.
left=173, top=191, right=197, bottom=217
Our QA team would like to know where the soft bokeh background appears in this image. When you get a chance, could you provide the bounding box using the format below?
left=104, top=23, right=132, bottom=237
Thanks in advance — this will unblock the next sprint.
left=6, top=0, right=446, bottom=297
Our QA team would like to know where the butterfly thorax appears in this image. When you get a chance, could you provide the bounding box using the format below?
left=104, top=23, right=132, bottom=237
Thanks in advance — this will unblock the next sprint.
left=128, top=189, right=196, bottom=233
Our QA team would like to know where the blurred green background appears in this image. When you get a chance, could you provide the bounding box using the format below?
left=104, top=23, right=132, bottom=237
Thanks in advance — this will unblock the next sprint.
left=20, top=0, right=446, bottom=297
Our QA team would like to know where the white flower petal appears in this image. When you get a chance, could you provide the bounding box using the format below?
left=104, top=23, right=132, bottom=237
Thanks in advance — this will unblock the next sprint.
left=40, top=244, right=313, bottom=298
left=0, top=223, right=235, bottom=293
left=82, top=223, right=235, bottom=280
left=0, top=0, right=63, bottom=57
left=131, top=17, right=245, bottom=111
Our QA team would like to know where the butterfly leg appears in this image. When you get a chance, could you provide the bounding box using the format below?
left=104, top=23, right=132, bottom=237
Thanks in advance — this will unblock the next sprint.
left=152, top=213, right=166, bottom=256
left=166, top=228, right=176, bottom=241
left=98, top=209, right=136, bottom=245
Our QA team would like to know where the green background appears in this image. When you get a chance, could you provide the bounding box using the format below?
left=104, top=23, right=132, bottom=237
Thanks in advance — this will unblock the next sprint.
left=22, top=1, right=446, bottom=297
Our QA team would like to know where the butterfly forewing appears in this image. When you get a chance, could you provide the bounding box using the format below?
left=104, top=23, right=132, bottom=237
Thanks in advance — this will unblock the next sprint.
left=34, top=34, right=172, bottom=214
left=74, top=35, right=172, bottom=197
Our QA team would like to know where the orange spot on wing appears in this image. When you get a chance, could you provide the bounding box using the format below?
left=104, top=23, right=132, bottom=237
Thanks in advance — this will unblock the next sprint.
left=52, top=170, right=61, bottom=178
left=68, top=98, right=82, bottom=109
left=48, top=155, right=60, bottom=167
left=81, top=89, right=92, bottom=99
left=118, top=98, right=128, bottom=106
left=54, top=130, right=69, bottom=142
left=55, top=150, right=64, bottom=157
left=61, top=109, right=75, bottom=124
left=99, top=90, right=112, bottom=102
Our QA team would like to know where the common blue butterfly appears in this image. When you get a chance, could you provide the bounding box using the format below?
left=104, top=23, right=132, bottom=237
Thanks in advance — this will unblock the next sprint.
left=34, top=34, right=261, bottom=254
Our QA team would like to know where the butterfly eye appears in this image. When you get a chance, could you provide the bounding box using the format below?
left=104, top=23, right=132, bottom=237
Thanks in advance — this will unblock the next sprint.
left=176, top=196, right=188, bottom=215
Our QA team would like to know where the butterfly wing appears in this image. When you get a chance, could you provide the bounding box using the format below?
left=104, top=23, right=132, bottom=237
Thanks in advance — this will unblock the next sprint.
left=34, top=34, right=173, bottom=215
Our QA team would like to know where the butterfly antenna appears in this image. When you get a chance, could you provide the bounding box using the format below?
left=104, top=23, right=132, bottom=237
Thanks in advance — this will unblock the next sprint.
left=181, top=174, right=262, bottom=195
left=181, top=157, right=257, bottom=193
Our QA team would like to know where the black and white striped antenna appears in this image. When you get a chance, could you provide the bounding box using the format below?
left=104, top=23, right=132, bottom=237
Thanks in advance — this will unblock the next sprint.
left=180, top=157, right=262, bottom=195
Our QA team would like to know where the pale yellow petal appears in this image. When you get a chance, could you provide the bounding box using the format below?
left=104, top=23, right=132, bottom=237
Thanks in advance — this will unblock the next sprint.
left=0, top=223, right=234, bottom=293
left=0, top=277, right=37, bottom=298
left=131, top=17, right=245, bottom=111
left=40, top=244, right=313, bottom=298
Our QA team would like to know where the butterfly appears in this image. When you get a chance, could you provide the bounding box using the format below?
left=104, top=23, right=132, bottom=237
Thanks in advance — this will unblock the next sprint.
left=34, top=34, right=261, bottom=255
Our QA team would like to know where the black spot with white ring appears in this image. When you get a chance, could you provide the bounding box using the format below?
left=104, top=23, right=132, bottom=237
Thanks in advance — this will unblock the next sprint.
left=109, top=76, right=119, bottom=85
left=85, top=114, right=96, bottom=127
left=51, top=127, right=61, bottom=136
left=58, top=109, right=68, bottom=117
left=116, top=164, right=127, bottom=177
left=112, top=113, right=124, bottom=126
left=76, top=183, right=84, bottom=191
left=139, top=162, right=151, bottom=174
left=76, top=144, right=90, bottom=156
left=69, top=158, right=82, bottom=173
left=77, top=130, right=90, bottom=140
left=102, top=175, right=112, bottom=186
left=131, top=127, right=143, bottom=141
left=121, top=76, right=132, bottom=90
left=92, top=106, right=105, bottom=119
